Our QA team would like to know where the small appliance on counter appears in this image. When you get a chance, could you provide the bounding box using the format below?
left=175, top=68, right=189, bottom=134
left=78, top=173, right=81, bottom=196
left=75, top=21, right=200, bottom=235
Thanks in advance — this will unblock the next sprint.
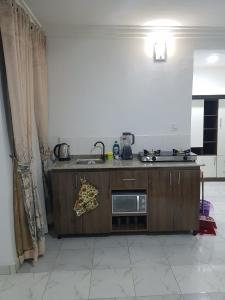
left=54, top=143, right=71, bottom=161
left=121, top=132, right=135, bottom=160
left=138, top=148, right=197, bottom=162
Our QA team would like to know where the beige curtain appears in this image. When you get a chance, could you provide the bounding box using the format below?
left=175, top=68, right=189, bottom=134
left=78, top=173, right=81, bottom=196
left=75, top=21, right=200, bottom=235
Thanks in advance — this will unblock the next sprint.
left=32, top=27, right=51, bottom=226
left=0, top=0, right=46, bottom=262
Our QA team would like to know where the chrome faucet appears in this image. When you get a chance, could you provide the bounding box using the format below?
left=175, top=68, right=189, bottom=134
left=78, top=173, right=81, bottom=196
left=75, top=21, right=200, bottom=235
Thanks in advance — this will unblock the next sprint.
left=94, top=141, right=105, bottom=161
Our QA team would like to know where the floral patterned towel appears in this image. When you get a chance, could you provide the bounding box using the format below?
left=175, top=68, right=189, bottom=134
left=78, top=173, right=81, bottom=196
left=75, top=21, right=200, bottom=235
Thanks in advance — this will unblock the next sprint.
left=73, top=178, right=99, bottom=216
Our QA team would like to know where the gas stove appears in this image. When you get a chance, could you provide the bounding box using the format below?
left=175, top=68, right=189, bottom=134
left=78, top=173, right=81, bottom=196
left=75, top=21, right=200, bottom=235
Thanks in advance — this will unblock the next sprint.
left=138, top=149, right=197, bottom=163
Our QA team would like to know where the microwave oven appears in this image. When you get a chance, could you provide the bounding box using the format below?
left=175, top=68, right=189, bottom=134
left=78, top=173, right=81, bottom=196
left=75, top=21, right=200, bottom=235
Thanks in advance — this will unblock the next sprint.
left=112, top=191, right=147, bottom=214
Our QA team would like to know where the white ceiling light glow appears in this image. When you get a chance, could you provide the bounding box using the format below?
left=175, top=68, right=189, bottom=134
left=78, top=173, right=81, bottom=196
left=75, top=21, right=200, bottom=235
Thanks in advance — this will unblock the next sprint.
left=207, top=54, right=219, bottom=64
left=144, top=19, right=179, bottom=60
left=144, top=19, right=181, bottom=27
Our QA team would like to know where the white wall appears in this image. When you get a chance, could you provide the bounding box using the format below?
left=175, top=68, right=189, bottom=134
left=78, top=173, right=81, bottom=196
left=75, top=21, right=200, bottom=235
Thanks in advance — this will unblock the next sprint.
left=47, top=35, right=225, bottom=154
left=193, top=66, right=225, bottom=95
left=0, top=67, right=16, bottom=272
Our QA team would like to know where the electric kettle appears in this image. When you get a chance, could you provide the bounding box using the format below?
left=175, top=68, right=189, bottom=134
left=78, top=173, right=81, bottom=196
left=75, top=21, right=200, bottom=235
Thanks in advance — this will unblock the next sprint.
left=54, top=143, right=71, bottom=161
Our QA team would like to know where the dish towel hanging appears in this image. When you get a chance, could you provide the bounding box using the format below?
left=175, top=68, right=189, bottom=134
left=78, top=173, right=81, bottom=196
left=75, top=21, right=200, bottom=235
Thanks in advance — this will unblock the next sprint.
left=74, top=178, right=99, bottom=216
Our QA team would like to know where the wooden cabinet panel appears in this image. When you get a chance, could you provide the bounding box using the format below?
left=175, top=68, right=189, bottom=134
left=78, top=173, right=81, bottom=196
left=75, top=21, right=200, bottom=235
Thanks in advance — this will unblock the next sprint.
left=217, top=99, right=225, bottom=155
left=149, top=168, right=200, bottom=232
left=172, top=170, right=200, bottom=231
left=80, top=171, right=111, bottom=234
left=149, top=170, right=173, bottom=231
left=50, top=171, right=83, bottom=235
left=110, top=170, right=148, bottom=190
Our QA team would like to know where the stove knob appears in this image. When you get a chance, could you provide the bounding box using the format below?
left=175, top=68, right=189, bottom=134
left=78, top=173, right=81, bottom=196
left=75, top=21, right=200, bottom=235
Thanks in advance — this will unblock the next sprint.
left=151, top=156, right=156, bottom=162
left=183, top=156, right=188, bottom=161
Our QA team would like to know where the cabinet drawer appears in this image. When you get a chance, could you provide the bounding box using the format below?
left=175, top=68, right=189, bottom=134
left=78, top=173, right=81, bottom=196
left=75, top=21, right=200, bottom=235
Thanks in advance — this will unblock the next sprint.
left=110, top=170, right=148, bottom=190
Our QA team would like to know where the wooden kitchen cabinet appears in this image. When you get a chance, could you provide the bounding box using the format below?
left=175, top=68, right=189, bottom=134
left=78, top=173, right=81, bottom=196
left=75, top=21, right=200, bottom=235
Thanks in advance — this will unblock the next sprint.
left=149, top=170, right=174, bottom=231
left=50, top=170, right=111, bottom=235
left=50, top=171, right=83, bottom=235
left=172, top=169, right=200, bottom=231
left=110, top=170, right=148, bottom=190
left=50, top=166, right=200, bottom=236
left=149, top=168, right=200, bottom=232
left=79, top=171, right=111, bottom=234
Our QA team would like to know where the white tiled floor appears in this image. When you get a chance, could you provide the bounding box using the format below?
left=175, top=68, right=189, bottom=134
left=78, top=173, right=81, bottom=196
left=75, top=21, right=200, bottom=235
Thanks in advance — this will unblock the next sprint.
left=1, top=182, right=225, bottom=300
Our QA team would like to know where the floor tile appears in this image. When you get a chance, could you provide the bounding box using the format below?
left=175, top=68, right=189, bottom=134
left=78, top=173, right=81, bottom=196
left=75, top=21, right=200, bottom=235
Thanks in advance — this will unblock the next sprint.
left=94, top=236, right=128, bottom=249
left=210, top=265, right=225, bottom=292
left=89, top=268, right=135, bottom=298
left=127, top=235, right=161, bottom=247
left=19, top=250, right=60, bottom=273
left=55, top=249, right=93, bottom=271
left=183, top=293, right=225, bottom=299
left=132, top=265, right=180, bottom=296
left=42, top=270, right=91, bottom=300
left=0, top=273, right=49, bottom=300
left=45, top=235, right=62, bottom=251
left=164, top=244, right=210, bottom=266
left=159, top=234, right=198, bottom=247
left=61, top=237, right=94, bottom=250
left=172, top=265, right=222, bottom=294
left=18, top=260, right=55, bottom=273
left=93, top=247, right=131, bottom=269
left=129, top=245, right=169, bottom=267
left=135, top=296, right=183, bottom=300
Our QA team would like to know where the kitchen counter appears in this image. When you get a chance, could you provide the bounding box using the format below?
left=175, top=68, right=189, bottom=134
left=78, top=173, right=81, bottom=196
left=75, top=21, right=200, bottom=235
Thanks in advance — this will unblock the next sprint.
left=49, top=156, right=200, bottom=171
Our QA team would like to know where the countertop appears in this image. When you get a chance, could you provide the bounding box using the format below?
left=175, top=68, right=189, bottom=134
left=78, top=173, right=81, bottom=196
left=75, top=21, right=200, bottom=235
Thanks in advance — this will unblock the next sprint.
left=48, top=156, right=200, bottom=171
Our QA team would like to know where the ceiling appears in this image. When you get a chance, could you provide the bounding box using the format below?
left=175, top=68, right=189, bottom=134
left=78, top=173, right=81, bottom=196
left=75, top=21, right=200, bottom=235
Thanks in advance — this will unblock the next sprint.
left=194, top=50, right=225, bottom=68
left=24, top=0, right=225, bottom=28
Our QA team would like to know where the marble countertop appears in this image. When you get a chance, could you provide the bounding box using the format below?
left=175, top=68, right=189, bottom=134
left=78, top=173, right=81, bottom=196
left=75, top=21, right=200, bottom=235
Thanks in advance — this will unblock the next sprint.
left=48, top=156, right=200, bottom=171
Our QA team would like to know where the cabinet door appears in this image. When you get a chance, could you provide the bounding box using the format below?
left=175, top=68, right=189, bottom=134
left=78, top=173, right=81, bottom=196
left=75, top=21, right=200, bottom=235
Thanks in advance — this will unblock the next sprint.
left=217, top=156, right=225, bottom=177
left=79, top=171, right=111, bottom=234
left=197, top=155, right=217, bottom=178
left=149, top=170, right=173, bottom=232
left=191, top=100, right=204, bottom=147
left=172, top=170, right=200, bottom=231
left=51, top=171, right=83, bottom=235
left=217, top=99, right=225, bottom=155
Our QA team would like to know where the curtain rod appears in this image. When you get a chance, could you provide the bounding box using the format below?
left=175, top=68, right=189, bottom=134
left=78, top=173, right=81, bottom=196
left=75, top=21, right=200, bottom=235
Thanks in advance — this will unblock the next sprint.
left=16, top=0, right=42, bottom=28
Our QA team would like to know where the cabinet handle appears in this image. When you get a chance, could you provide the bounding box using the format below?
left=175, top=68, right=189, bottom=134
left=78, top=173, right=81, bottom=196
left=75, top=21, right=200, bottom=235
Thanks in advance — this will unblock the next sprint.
left=178, top=172, right=181, bottom=185
left=75, top=175, right=78, bottom=189
left=169, top=172, right=172, bottom=185
left=122, top=178, right=137, bottom=181
left=214, top=157, right=216, bottom=166
left=220, top=118, right=222, bottom=129
left=137, top=196, right=140, bottom=211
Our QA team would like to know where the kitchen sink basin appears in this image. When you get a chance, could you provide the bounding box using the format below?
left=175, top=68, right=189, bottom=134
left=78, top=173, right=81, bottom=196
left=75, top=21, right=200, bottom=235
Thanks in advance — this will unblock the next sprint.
left=76, top=158, right=105, bottom=165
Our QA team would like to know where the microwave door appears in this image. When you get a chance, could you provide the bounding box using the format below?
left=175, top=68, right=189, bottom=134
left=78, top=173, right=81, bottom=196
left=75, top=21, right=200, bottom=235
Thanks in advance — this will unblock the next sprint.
left=112, top=194, right=138, bottom=213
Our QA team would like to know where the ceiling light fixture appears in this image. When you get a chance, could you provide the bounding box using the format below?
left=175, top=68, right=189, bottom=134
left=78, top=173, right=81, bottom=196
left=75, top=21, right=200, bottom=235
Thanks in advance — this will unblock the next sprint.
left=207, top=54, right=219, bottom=64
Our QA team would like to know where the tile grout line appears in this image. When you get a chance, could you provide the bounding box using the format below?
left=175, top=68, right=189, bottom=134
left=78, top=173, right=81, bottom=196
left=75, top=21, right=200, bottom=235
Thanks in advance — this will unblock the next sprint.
left=40, top=236, right=63, bottom=299
left=127, top=237, right=137, bottom=298
left=88, top=242, right=95, bottom=299
left=40, top=272, right=51, bottom=300
left=170, top=263, right=184, bottom=297
left=162, top=243, right=184, bottom=298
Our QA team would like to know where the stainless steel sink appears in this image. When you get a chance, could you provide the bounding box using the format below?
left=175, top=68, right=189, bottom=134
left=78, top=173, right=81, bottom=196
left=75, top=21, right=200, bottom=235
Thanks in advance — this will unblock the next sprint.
left=76, top=158, right=105, bottom=165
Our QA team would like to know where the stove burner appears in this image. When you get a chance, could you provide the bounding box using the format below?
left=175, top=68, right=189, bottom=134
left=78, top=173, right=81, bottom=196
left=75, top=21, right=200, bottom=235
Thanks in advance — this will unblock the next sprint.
left=173, top=149, right=178, bottom=156
left=154, top=149, right=161, bottom=156
left=138, top=148, right=197, bottom=163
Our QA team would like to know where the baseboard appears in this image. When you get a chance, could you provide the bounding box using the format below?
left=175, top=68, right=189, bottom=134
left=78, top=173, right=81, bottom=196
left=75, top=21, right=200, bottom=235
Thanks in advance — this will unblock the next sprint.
left=0, top=260, right=20, bottom=275
left=204, top=178, right=225, bottom=181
